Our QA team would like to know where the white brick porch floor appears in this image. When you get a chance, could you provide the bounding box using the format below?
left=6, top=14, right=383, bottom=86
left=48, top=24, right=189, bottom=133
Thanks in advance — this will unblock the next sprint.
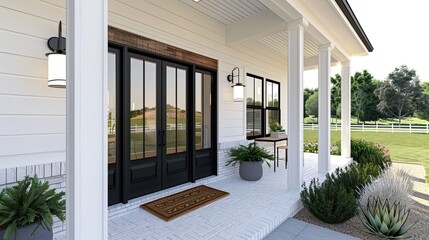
left=108, top=154, right=352, bottom=240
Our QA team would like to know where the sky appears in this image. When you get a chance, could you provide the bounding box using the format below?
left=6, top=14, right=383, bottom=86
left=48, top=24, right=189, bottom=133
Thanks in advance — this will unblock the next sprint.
left=303, top=0, right=429, bottom=89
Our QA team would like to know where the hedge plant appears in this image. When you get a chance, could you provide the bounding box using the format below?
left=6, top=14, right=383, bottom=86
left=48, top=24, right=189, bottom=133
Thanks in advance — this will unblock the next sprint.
left=334, top=139, right=391, bottom=170
left=328, top=163, right=382, bottom=197
left=300, top=177, right=357, bottom=224
left=300, top=139, right=391, bottom=224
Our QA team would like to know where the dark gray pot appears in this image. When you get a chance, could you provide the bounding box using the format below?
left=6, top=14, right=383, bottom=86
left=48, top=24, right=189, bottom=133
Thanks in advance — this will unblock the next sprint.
left=0, top=223, right=53, bottom=240
left=239, top=161, right=263, bottom=181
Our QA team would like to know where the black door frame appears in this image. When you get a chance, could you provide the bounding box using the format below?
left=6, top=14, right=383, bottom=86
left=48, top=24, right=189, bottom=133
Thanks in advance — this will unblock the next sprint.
left=108, top=43, right=218, bottom=205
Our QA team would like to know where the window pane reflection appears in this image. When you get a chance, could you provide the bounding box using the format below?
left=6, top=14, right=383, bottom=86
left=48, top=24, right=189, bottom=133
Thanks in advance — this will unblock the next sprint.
left=130, top=58, right=144, bottom=160
left=177, top=68, right=187, bottom=153
left=166, top=66, right=187, bottom=154
left=267, top=81, right=273, bottom=107
left=144, top=61, right=157, bottom=158
left=195, top=72, right=211, bottom=150
left=273, top=82, right=279, bottom=108
left=255, top=78, right=262, bottom=106
left=108, top=52, right=116, bottom=164
left=246, top=76, right=254, bottom=105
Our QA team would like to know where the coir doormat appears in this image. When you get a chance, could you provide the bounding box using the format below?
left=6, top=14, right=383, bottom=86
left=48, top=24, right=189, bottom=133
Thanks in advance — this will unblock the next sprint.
left=140, top=185, right=229, bottom=221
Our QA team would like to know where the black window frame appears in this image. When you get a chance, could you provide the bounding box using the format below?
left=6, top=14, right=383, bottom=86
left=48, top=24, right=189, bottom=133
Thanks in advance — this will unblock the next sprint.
left=246, top=74, right=264, bottom=140
left=266, top=79, right=281, bottom=135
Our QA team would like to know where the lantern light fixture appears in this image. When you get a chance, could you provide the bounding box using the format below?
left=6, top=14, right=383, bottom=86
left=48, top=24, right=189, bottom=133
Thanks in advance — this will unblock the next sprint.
left=46, top=21, right=66, bottom=88
left=227, top=67, right=245, bottom=102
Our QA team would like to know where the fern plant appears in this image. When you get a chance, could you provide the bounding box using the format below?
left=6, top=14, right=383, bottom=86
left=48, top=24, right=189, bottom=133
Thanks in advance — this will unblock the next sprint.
left=226, top=143, right=274, bottom=167
left=0, top=176, right=66, bottom=240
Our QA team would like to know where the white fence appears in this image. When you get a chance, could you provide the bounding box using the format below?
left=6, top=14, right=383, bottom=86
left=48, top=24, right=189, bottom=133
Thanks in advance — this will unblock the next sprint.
left=304, top=123, right=429, bottom=134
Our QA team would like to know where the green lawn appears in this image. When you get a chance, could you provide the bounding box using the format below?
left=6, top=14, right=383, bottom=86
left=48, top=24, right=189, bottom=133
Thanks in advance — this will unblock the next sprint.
left=304, top=130, right=429, bottom=185
left=304, top=116, right=429, bottom=125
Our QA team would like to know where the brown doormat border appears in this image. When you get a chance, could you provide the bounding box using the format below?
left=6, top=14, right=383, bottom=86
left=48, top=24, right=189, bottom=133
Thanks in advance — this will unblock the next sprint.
left=140, top=185, right=229, bottom=221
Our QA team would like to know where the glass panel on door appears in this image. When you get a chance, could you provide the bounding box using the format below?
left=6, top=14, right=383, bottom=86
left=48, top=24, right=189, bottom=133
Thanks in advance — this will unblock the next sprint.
left=130, top=58, right=157, bottom=160
left=166, top=66, right=187, bottom=154
left=195, top=72, right=211, bottom=150
left=144, top=61, right=157, bottom=158
left=108, top=53, right=117, bottom=164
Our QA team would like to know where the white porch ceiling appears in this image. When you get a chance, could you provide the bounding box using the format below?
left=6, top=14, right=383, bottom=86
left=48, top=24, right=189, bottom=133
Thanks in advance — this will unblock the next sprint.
left=178, top=0, right=268, bottom=25
left=257, top=31, right=319, bottom=58
left=179, top=0, right=324, bottom=61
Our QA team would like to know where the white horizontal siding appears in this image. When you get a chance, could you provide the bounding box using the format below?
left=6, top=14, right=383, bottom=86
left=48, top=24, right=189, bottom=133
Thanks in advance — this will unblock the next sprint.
left=0, top=0, right=288, bottom=167
left=0, top=2, right=66, bottom=167
left=0, top=74, right=64, bottom=98
left=0, top=95, right=65, bottom=115
left=0, top=134, right=65, bottom=156
left=0, top=116, right=65, bottom=135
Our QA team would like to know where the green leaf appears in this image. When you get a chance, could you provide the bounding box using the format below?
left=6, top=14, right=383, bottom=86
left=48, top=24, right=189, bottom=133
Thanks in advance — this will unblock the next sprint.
left=0, top=176, right=66, bottom=239
left=3, top=221, right=17, bottom=240
left=380, top=222, right=389, bottom=235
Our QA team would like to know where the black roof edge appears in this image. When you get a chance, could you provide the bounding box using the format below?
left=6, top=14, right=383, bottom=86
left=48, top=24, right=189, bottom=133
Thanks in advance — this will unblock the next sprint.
left=335, top=0, right=374, bottom=52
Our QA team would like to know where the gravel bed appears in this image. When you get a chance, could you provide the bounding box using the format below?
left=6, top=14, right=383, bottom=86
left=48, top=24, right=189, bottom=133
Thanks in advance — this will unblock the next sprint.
left=294, top=162, right=429, bottom=240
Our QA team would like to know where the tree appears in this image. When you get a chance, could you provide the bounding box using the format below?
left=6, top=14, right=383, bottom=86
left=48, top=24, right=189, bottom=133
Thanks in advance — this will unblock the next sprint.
left=421, top=82, right=429, bottom=95
left=414, top=82, right=429, bottom=120
left=375, top=65, right=425, bottom=124
left=304, top=88, right=315, bottom=117
left=331, top=74, right=341, bottom=123
left=305, top=91, right=318, bottom=118
left=351, top=70, right=381, bottom=123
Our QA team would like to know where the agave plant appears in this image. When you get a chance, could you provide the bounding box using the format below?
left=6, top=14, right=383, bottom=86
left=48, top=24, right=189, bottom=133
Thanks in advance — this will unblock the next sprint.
left=359, top=197, right=415, bottom=239
left=0, top=176, right=66, bottom=240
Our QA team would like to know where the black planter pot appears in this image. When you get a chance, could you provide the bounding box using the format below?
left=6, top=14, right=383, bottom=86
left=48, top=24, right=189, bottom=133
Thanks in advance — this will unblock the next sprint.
left=0, top=223, right=53, bottom=240
left=239, top=162, right=263, bottom=181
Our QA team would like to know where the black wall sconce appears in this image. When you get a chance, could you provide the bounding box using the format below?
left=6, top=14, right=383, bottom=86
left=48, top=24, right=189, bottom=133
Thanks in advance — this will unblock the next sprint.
left=227, top=67, right=245, bottom=102
left=46, top=21, right=66, bottom=88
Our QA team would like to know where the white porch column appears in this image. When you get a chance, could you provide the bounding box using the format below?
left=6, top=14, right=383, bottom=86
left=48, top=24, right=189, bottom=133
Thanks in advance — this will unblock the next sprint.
left=341, top=61, right=351, bottom=158
left=318, top=43, right=333, bottom=174
left=287, top=18, right=308, bottom=190
left=66, top=0, right=108, bottom=239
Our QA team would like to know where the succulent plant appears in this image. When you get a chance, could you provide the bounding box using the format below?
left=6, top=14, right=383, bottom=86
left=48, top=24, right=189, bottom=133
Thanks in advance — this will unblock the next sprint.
left=359, top=197, right=415, bottom=239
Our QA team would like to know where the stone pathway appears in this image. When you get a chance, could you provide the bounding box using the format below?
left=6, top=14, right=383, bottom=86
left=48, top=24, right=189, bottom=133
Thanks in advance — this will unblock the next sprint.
left=263, top=218, right=358, bottom=240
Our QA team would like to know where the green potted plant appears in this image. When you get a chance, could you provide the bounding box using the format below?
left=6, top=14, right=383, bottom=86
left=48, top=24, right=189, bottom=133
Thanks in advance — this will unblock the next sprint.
left=0, top=176, right=66, bottom=240
left=269, top=122, right=286, bottom=138
left=226, top=143, right=274, bottom=181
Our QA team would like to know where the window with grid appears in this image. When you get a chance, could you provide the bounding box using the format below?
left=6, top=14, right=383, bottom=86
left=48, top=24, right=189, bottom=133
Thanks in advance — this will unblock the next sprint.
left=246, top=74, right=264, bottom=139
left=266, top=80, right=280, bottom=135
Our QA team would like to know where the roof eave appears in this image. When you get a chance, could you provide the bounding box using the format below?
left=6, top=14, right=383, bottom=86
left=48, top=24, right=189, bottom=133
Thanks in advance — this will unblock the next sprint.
left=335, top=0, right=374, bottom=52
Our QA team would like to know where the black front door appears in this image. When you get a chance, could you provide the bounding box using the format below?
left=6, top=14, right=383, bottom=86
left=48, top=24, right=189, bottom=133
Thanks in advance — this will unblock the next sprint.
left=108, top=45, right=217, bottom=205
left=127, top=54, right=190, bottom=199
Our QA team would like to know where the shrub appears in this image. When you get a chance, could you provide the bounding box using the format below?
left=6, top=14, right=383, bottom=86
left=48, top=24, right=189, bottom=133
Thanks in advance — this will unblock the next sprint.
left=329, top=163, right=382, bottom=197
left=301, top=177, right=358, bottom=224
left=358, top=167, right=414, bottom=210
left=334, top=139, right=391, bottom=170
left=304, top=141, right=318, bottom=153
left=359, top=197, right=415, bottom=239
left=303, top=141, right=338, bottom=154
